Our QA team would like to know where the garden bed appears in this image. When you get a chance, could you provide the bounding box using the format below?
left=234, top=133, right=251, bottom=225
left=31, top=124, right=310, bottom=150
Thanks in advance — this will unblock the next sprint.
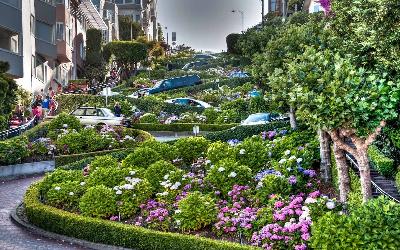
left=130, top=123, right=238, bottom=132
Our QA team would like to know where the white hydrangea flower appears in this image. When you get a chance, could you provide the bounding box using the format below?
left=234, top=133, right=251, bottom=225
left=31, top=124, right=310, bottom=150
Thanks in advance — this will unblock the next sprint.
left=69, top=192, right=74, bottom=196
left=130, top=178, right=142, bottom=185
left=176, top=219, right=181, bottom=226
left=239, top=149, right=246, bottom=155
left=113, top=186, right=119, bottom=191
left=205, top=160, right=211, bottom=164
left=116, top=190, right=122, bottom=195
left=289, top=155, right=296, bottom=160
left=285, top=150, right=291, bottom=156
left=164, top=174, right=170, bottom=180
left=174, top=209, right=182, bottom=214
left=296, top=158, right=303, bottom=163
left=80, top=182, right=85, bottom=186
left=218, top=167, right=225, bottom=172
left=304, top=197, right=317, bottom=204
left=228, top=172, right=237, bottom=178
left=54, top=186, right=61, bottom=191
left=129, top=171, right=136, bottom=176
left=326, top=201, right=336, bottom=210
left=170, top=182, right=181, bottom=190
left=122, top=184, right=134, bottom=190
left=278, top=159, right=287, bottom=164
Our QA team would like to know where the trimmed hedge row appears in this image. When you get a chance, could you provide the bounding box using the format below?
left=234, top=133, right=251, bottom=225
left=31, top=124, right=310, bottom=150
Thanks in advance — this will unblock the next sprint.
left=131, top=123, right=238, bottom=132
left=205, top=122, right=289, bottom=142
left=368, top=145, right=396, bottom=177
left=55, top=148, right=135, bottom=168
left=24, top=183, right=258, bottom=250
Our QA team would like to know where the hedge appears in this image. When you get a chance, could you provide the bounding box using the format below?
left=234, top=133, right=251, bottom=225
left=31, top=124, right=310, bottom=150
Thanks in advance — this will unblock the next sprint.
left=205, top=122, right=289, bottom=142
left=368, top=145, right=395, bottom=177
left=396, top=171, right=400, bottom=192
left=24, top=183, right=258, bottom=250
left=131, top=123, right=238, bottom=132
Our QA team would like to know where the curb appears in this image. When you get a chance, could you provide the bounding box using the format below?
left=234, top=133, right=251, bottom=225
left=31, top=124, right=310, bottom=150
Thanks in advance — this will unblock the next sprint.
left=10, top=203, right=133, bottom=250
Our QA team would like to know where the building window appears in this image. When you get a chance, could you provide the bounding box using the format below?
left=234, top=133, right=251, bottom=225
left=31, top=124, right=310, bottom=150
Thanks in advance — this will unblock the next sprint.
left=125, top=0, right=133, bottom=3
left=135, top=0, right=140, bottom=4
left=35, top=55, right=46, bottom=82
left=79, top=42, right=84, bottom=58
left=0, top=0, right=21, bottom=9
left=115, top=0, right=123, bottom=4
left=0, top=26, right=19, bottom=54
left=135, top=14, right=140, bottom=22
left=30, top=15, right=35, bottom=34
left=56, top=22, right=65, bottom=40
left=31, top=55, right=35, bottom=77
left=10, top=35, right=18, bottom=53
left=36, top=21, right=55, bottom=44
left=270, top=0, right=277, bottom=12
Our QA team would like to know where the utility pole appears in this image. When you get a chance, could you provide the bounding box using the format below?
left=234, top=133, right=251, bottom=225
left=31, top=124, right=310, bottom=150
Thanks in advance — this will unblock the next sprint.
left=261, top=0, right=265, bottom=27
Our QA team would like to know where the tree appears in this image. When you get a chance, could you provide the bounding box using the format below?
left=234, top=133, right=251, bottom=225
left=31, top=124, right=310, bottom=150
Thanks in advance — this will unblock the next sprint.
left=149, top=43, right=165, bottom=60
left=84, top=29, right=107, bottom=82
left=289, top=47, right=400, bottom=202
left=0, top=61, right=18, bottom=118
left=118, top=16, right=142, bottom=41
left=157, top=23, right=164, bottom=42
left=104, top=41, right=148, bottom=79
left=226, top=33, right=241, bottom=54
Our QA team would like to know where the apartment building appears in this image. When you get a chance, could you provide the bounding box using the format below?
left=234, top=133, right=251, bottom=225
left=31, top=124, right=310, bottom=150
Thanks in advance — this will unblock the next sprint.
left=0, top=0, right=113, bottom=94
left=111, top=0, right=158, bottom=41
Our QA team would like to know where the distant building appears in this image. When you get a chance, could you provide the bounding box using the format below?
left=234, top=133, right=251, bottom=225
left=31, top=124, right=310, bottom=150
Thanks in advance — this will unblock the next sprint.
left=0, top=0, right=113, bottom=93
left=110, top=0, right=158, bottom=41
left=303, top=0, right=325, bottom=13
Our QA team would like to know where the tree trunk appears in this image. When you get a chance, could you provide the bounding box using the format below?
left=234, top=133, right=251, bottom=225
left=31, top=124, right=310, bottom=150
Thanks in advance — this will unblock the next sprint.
left=354, top=147, right=373, bottom=202
left=332, top=142, right=351, bottom=203
left=319, top=129, right=332, bottom=183
left=289, top=106, right=297, bottom=130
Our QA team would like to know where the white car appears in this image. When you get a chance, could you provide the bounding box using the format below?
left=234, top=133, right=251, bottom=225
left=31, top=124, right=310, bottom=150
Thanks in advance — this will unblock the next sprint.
left=70, top=107, right=124, bottom=126
left=165, top=98, right=212, bottom=109
left=241, top=113, right=284, bottom=126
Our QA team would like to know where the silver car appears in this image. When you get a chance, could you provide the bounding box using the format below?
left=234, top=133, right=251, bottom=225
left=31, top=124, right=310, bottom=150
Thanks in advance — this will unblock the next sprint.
left=70, top=107, right=124, bottom=126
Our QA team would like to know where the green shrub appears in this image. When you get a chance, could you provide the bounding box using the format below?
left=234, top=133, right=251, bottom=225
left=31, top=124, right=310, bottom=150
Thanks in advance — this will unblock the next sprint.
left=174, top=191, right=218, bottom=232
left=131, top=123, right=237, bottom=132
left=174, top=137, right=209, bottom=164
left=25, top=183, right=255, bottom=250
left=396, top=171, right=400, bottom=192
left=368, top=145, right=395, bottom=177
left=46, top=181, right=86, bottom=212
left=236, top=136, right=270, bottom=173
left=139, top=140, right=178, bottom=161
left=39, top=169, right=84, bottom=198
left=58, top=157, right=94, bottom=170
left=145, top=160, right=178, bottom=191
left=0, top=136, right=29, bottom=165
left=205, top=122, right=289, bottom=142
left=48, top=113, right=81, bottom=133
left=90, top=155, right=119, bottom=170
left=115, top=177, right=153, bottom=218
left=204, top=159, right=252, bottom=195
left=206, top=141, right=236, bottom=163
left=310, top=197, right=400, bottom=250
left=255, top=175, right=291, bottom=204
left=122, top=147, right=162, bottom=168
left=79, top=185, right=117, bottom=218
left=87, top=167, right=128, bottom=188
left=203, top=108, right=219, bottom=123
left=139, top=113, right=159, bottom=124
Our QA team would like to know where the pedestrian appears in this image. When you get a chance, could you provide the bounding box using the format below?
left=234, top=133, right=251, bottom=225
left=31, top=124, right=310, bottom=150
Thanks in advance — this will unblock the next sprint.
left=49, top=97, right=55, bottom=116
left=114, top=102, right=122, bottom=117
left=42, top=95, right=50, bottom=117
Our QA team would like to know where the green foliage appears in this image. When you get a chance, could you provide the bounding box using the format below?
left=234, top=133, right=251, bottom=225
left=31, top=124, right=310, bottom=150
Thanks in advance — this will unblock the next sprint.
left=174, top=137, right=209, bottom=164
left=85, top=29, right=107, bottom=81
left=138, top=140, right=178, bottom=161
left=255, top=175, right=291, bottom=204
left=139, top=113, right=159, bottom=124
left=236, top=136, right=269, bottom=173
left=145, top=160, right=178, bottom=191
left=311, top=197, right=400, bottom=250
left=87, top=167, right=127, bottom=188
left=0, top=136, right=29, bottom=165
left=203, top=108, right=219, bottom=124
left=122, top=147, right=162, bottom=168
left=131, top=123, right=237, bottom=132
left=119, top=16, right=142, bottom=41
left=205, top=122, right=289, bottom=142
left=25, top=184, right=256, bottom=250
left=204, top=159, right=252, bottom=195
left=90, top=155, right=119, bottom=169
left=46, top=181, right=86, bottom=212
left=104, top=41, right=148, bottom=67
left=226, top=33, right=241, bottom=54
left=174, top=191, right=218, bottom=232
left=206, top=141, right=236, bottom=164
left=0, top=115, right=7, bottom=131
left=368, top=145, right=395, bottom=177
left=0, top=61, right=18, bottom=117
left=396, top=171, right=400, bottom=192
left=39, top=169, right=84, bottom=198
left=79, top=185, right=117, bottom=218
left=48, top=113, right=81, bottom=134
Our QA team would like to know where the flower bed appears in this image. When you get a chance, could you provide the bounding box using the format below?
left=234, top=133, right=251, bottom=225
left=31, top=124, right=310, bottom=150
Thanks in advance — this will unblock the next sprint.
left=130, top=123, right=238, bottom=132
left=23, top=129, right=349, bottom=250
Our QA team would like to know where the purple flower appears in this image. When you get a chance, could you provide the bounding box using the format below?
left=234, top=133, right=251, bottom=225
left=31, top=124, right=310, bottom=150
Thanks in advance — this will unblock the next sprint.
left=288, top=175, right=297, bottom=185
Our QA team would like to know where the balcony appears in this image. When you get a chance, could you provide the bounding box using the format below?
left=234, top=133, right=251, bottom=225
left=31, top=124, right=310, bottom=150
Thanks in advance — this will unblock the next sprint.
left=0, top=1, right=22, bottom=33
left=36, top=38, right=57, bottom=60
left=35, top=0, right=56, bottom=25
left=57, top=40, right=72, bottom=63
left=0, top=49, right=23, bottom=78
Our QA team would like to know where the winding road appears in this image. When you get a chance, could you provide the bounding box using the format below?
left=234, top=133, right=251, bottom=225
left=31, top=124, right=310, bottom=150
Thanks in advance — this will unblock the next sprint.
left=0, top=176, right=88, bottom=250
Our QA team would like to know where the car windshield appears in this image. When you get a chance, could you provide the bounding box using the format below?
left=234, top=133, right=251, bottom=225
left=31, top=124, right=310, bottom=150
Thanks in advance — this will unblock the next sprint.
left=245, top=114, right=270, bottom=122
left=102, top=109, right=115, bottom=117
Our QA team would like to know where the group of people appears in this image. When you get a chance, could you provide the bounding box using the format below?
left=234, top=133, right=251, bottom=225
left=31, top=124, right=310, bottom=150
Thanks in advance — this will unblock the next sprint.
left=31, top=88, right=56, bottom=125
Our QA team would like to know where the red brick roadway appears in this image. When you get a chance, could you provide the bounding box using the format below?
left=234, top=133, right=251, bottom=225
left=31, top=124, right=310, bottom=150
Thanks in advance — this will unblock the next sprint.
left=0, top=176, right=87, bottom=250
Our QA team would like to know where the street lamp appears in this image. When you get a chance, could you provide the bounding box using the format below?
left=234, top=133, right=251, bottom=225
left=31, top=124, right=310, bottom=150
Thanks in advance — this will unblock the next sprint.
left=260, top=0, right=265, bottom=27
left=164, top=26, right=169, bottom=54
left=231, top=10, right=244, bottom=33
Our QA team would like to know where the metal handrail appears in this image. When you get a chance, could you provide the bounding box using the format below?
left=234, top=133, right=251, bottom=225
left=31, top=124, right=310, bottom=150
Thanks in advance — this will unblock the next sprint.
left=0, top=116, right=37, bottom=141
left=345, top=154, right=400, bottom=203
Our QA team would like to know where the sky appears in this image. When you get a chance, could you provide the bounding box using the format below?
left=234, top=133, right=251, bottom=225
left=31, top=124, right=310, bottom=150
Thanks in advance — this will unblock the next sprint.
left=157, top=0, right=266, bottom=52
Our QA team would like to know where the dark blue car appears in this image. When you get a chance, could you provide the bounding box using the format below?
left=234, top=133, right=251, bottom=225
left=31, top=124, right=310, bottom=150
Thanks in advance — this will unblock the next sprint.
left=148, top=75, right=202, bottom=94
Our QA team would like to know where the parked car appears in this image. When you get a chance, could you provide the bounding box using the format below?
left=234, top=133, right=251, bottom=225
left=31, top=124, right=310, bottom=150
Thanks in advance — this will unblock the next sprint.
left=193, top=54, right=216, bottom=60
left=146, top=75, right=202, bottom=94
left=228, top=71, right=250, bottom=78
left=182, top=61, right=209, bottom=70
left=165, top=98, right=212, bottom=108
left=241, top=113, right=287, bottom=126
left=127, top=88, right=151, bottom=98
left=70, top=107, right=125, bottom=126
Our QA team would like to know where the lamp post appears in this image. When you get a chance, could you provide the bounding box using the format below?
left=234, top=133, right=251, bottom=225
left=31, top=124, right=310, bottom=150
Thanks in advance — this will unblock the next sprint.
left=231, top=10, right=244, bottom=33
left=261, top=0, right=265, bottom=27
left=164, top=26, right=169, bottom=54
